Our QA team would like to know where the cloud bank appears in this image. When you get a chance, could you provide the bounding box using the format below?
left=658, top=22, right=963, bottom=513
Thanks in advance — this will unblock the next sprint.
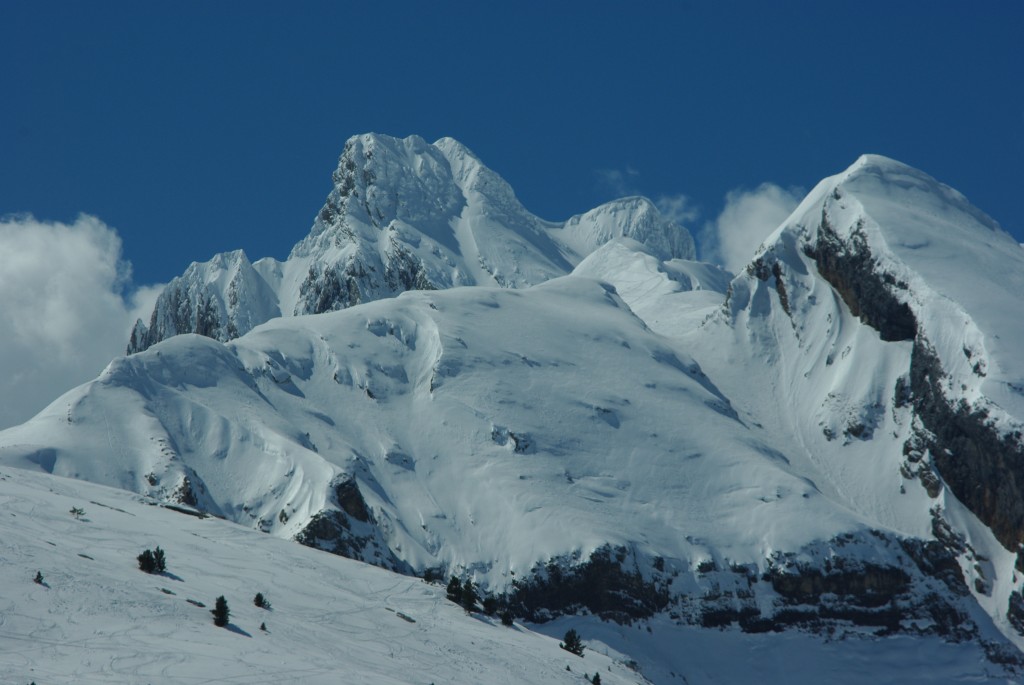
left=700, top=183, right=802, bottom=274
left=0, top=215, right=161, bottom=429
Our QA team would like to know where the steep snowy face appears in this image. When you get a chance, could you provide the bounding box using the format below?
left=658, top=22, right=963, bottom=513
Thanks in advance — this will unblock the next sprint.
left=557, top=197, right=697, bottom=262
left=296, top=133, right=465, bottom=257
left=128, top=133, right=696, bottom=352
left=810, top=157, right=1024, bottom=555
left=643, top=154, right=1024, bottom=647
left=128, top=250, right=281, bottom=353
left=757, top=156, right=1024, bottom=548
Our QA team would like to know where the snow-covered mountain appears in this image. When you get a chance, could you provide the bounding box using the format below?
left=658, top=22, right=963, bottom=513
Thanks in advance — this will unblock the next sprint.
left=128, top=133, right=695, bottom=353
left=4, top=144, right=1024, bottom=681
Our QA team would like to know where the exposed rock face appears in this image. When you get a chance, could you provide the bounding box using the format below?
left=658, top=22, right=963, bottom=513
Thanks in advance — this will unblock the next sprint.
left=506, top=546, right=671, bottom=624
left=294, top=476, right=405, bottom=572
left=497, top=531, right=990, bottom=656
left=909, top=339, right=1024, bottom=549
left=804, top=202, right=917, bottom=342
left=128, top=250, right=280, bottom=353
left=796, top=195, right=1024, bottom=551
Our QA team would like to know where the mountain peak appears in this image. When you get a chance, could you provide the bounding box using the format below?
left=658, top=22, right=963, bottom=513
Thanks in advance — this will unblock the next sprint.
left=559, top=195, right=696, bottom=261
left=129, top=132, right=698, bottom=352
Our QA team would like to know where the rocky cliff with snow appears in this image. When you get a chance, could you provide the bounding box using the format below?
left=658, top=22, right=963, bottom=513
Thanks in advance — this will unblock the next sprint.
left=128, top=133, right=695, bottom=353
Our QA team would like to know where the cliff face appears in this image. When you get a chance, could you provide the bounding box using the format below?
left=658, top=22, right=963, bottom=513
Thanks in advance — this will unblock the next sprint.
left=792, top=170, right=1024, bottom=553
left=695, top=155, right=1024, bottom=644
left=128, top=249, right=281, bottom=354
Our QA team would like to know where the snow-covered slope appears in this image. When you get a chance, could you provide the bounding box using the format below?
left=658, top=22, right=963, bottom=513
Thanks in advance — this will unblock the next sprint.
left=5, top=277, right=859, bottom=573
left=0, top=466, right=646, bottom=685
left=129, top=133, right=695, bottom=353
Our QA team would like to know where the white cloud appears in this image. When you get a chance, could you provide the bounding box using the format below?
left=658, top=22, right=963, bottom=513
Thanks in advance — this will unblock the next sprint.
left=597, top=167, right=699, bottom=229
left=655, top=194, right=699, bottom=227
left=596, top=166, right=641, bottom=197
left=700, top=183, right=802, bottom=274
left=0, top=215, right=161, bottom=429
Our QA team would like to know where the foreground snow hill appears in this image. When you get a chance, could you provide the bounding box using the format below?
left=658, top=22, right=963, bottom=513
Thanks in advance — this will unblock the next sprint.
left=127, top=132, right=696, bottom=353
left=4, top=147, right=1024, bottom=680
left=0, top=466, right=643, bottom=684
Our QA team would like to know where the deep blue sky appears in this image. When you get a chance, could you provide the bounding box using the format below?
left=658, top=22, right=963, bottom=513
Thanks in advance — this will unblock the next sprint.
left=3, top=2, right=1022, bottom=286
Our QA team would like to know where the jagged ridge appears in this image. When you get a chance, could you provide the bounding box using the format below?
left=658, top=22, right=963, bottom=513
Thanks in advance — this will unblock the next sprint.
left=129, top=133, right=695, bottom=353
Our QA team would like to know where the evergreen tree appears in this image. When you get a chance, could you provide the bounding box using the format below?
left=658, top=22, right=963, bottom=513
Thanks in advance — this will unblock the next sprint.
left=138, top=547, right=167, bottom=573
left=138, top=549, right=156, bottom=573
left=254, top=592, right=271, bottom=609
left=446, top=576, right=463, bottom=603
left=592, top=674, right=601, bottom=685
left=152, top=544, right=164, bottom=573
left=500, top=610, right=514, bottom=627
left=33, top=571, right=44, bottom=585
left=153, top=547, right=166, bottom=573
left=211, top=595, right=230, bottom=627
left=461, top=579, right=478, bottom=612
left=560, top=628, right=584, bottom=656
left=482, top=595, right=498, bottom=615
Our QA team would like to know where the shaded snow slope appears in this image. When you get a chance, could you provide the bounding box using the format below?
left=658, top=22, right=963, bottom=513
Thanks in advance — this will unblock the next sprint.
left=129, top=133, right=695, bottom=352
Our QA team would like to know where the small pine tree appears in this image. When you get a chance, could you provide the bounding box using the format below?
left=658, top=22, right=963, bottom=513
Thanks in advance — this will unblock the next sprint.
left=560, top=628, right=584, bottom=656
left=254, top=592, right=271, bottom=609
left=153, top=547, right=166, bottom=573
left=138, top=547, right=167, bottom=574
left=482, top=595, right=498, bottom=615
left=33, top=571, right=44, bottom=585
left=69, top=506, right=85, bottom=519
left=260, top=621, right=267, bottom=631
left=461, top=579, right=478, bottom=612
left=211, top=595, right=230, bottom=627
left=500, top=610, right=514, bottom=627
left=592, top=674, right=601, bottom=685
left=138, top=549, right=156, bottom=573
left=446, top=576, right=463, bottom=604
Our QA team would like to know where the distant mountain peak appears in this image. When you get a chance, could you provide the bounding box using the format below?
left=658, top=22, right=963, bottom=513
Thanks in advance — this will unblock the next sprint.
left=128, top=132, right=695, bottom=353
